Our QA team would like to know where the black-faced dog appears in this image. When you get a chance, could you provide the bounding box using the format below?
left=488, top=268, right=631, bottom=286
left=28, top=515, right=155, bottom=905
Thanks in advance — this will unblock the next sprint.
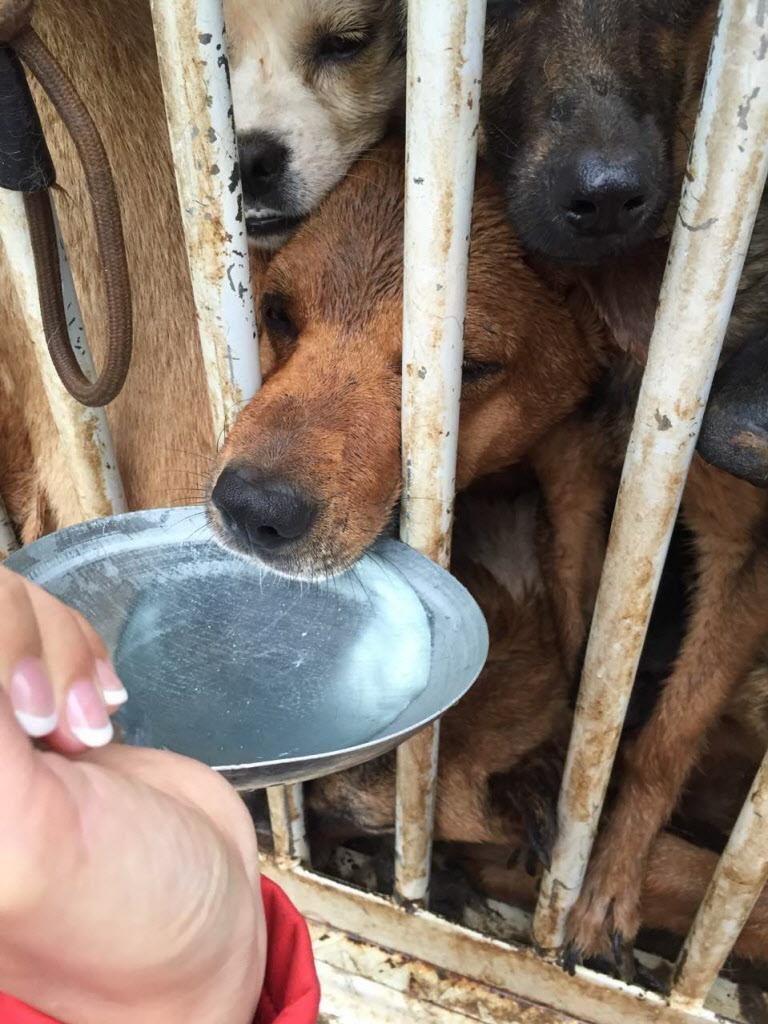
left=481, top=0, right=768, bottom=486
left=480, top=0, right=716, bottom=265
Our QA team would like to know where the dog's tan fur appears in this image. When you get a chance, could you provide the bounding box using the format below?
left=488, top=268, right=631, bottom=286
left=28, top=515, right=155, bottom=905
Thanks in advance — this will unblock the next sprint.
left=212, top=140, right=604, bottom=577
left=525, top=203, right=768, bottom=959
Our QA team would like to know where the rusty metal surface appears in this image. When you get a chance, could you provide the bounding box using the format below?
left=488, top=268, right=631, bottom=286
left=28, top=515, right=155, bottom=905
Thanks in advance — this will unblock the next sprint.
left=267, top=784, right=309, bottom=866
left=311, top=922, right=584, bottom=1023
left=264, top=863, right=730, bottom=1024
left=534, top=0, right=768, bottom=950
left=149, top=0, right=260, bottom=441
left=396, top=0, right=488, bottom=908
left=0, top=189, right=126, bottom=524
left=671, top=748, right=768, bottom=1009
left=0, top=495, right=18, bottom=560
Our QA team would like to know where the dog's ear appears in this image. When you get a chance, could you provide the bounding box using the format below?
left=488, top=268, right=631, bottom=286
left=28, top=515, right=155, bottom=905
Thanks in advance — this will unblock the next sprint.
left=580, top=238, right=669, bottom=365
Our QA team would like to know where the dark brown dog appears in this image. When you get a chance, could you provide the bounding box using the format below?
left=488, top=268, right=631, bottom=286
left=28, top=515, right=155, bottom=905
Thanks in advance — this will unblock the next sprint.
left=531, top=200, right=768, bottom=967
left=480, top=0, right=716, bottom=264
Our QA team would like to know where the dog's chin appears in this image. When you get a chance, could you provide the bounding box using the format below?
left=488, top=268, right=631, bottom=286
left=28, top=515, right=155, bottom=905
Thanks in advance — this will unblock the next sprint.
left=209, top=519, right=369, bottom=583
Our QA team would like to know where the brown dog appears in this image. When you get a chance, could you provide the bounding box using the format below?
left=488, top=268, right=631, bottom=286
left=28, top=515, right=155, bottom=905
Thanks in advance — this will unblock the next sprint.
left=208, top=137, right=604, bottom=577
left=209, top=137, right=768, bottom=962
left=0, top=0, right=210, bottom=540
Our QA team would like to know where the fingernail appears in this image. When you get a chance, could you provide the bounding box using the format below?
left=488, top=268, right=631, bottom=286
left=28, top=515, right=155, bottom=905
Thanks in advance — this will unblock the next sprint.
left=9, top=658, right=58, bottom=738
left=66, top=679, right=113, bottom=748
left=95, top=659, right=128, bottom=707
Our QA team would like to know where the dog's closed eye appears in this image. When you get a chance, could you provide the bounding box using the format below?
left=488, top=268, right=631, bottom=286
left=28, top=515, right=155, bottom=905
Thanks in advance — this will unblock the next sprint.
left=315, top=30, right=372, bottom=64
left=262, top=292, right=299, bottom=352
left=462, top=359, right=505, bottom=384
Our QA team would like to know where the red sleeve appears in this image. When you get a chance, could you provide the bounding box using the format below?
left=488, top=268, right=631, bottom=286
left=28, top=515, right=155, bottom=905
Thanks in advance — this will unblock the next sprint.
left=0, top=876, right=320, bottom=1024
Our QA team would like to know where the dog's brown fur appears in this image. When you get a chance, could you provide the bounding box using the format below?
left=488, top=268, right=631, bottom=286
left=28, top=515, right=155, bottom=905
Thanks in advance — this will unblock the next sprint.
left=211, top=140, right=605, bottom=577
left=213, top=138, right=768, bottom=961
left=476, top=0, right=768, bottom=960
left=0, top=0, right=212, bottom=538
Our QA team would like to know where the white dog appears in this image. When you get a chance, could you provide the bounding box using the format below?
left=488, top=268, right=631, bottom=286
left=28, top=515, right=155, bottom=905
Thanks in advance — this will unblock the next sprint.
left=225, top=0, right=406, bottom=248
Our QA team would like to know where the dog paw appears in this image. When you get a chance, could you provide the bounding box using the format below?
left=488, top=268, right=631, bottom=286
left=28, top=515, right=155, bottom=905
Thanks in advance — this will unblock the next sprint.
left=562, top=857, right=642, bottom=983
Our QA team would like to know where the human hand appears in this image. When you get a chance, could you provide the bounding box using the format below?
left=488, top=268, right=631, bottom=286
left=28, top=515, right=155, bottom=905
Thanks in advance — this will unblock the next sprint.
left=0, top=567, right=266, bottom=1024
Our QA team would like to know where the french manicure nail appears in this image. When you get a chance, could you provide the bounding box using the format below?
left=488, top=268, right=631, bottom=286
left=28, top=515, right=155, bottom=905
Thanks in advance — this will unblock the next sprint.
left=66, top=679, right=114, bottom=748
left=9, top=658, right=58, bottom=738
left=95, top=659, right=128, bottom=707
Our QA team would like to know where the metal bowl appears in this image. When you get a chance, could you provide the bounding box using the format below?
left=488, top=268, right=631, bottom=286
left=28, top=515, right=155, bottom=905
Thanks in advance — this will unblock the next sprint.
left=7, top=508, right=488, bottom=789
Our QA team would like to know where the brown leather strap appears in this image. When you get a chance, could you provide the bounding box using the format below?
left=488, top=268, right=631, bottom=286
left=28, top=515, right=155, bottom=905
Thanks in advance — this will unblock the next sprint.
left=1, top=1, right=132, bottom=407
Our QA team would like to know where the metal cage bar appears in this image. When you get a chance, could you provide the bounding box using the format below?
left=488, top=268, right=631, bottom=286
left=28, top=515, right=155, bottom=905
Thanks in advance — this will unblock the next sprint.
left=535, top=0, right=768, bottom=950
left=671, top=746, right=768, bottom=1008
left=149, top=0, right=260, bottom=445
left=267, top=784, right=310, bottom=867
left=0, top=189, right=127, bottom=524
left=0, top=496, right=18, bottom=561
left=395, top=0, right=487, bottom=905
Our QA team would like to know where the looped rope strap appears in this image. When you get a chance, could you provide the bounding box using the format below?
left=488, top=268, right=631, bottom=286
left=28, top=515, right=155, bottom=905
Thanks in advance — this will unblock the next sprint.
left=0, top=0, right=132, bottom=407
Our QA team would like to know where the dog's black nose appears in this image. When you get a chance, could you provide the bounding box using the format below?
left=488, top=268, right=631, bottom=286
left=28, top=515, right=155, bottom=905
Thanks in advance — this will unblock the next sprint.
left=211, top=467, right=317, bottom=552
left=555, top=153, right=649, bottom=237
left=239, top=131, right=288, bottom=193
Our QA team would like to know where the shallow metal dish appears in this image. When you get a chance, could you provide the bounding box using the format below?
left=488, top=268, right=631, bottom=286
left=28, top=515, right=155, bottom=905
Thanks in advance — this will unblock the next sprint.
left=7, top=508, right=488, bottom=789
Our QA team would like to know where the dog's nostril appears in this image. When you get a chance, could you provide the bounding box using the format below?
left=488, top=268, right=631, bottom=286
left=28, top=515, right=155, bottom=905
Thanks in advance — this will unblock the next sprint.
left=255, top=524, right=281, bottom=543
left=567, top=198, right=597, bottom=217
left=250, top=149, right=283, bottom=180
left=624, top=195, right=646, bottom=212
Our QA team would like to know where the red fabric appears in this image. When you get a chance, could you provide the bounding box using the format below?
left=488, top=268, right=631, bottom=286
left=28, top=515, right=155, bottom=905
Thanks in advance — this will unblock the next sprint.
left=0, top=876, right=320, bottom=1024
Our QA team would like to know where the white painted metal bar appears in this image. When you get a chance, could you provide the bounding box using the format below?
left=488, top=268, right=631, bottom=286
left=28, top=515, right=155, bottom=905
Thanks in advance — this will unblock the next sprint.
left=149, top=0, right=260, bottom=444
left=267, top=782, right=310, bottom=867
left=395, top=0, right=487, bottom=905
left=0, top=189, right=126, bottom=523
left=534, top=0, right=768, bottom=950
left=671, top=748, right=768, bottom=1008
left=0, top=496, right=18, bottom=560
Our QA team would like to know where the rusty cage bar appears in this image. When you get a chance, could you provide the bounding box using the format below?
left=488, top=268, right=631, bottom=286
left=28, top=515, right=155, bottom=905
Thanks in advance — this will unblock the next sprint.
left=1, top=0, right=768, bottom=1020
